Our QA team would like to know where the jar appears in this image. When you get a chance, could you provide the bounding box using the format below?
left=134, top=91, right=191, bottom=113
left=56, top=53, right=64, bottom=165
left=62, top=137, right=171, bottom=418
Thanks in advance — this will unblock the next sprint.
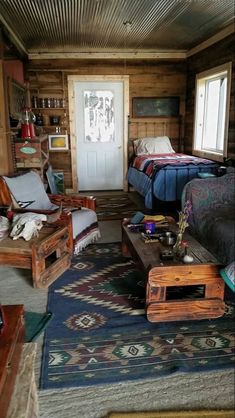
left=32, top=96, right=38, bottom=108
left=35, top=112, right=43, bottom=126
left=43, top=114, right=50, bottom=126
left=40, top=98, right=46, bottom=108
left=50, top=116, right=61, bottom=125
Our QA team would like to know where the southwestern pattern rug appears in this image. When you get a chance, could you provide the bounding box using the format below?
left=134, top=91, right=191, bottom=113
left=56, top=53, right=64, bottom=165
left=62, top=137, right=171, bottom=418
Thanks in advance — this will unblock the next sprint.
left=96, top=193, right=140, bottom=220
left=40, top=243, right=235, bottom=389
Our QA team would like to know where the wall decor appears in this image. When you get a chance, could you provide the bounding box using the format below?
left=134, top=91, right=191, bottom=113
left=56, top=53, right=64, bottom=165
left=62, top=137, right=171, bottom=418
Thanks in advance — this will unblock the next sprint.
left=132, top=96, right=180, bottom=118
left=48, top=134, right=69, bottom=151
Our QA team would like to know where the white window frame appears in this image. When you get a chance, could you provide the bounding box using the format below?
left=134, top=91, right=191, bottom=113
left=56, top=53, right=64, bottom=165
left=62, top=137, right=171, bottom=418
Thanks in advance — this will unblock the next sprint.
left=193, top=62, right=232, bottom=162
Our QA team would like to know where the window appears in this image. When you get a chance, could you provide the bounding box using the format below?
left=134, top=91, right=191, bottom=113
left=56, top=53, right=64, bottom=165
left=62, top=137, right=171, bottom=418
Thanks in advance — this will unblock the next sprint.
left=193, top=62, right=232, bottom=162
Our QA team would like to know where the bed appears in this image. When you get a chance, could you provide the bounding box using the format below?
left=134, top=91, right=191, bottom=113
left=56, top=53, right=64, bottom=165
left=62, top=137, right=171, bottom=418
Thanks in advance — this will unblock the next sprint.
left=127, top=119, right=218, bottom=209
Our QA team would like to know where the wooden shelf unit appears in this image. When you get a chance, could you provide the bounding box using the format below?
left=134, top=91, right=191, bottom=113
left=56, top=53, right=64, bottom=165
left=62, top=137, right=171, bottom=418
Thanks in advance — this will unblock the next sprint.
left=28, top=70, right=71, bottom=188
left=29, top=70, right=68, bottom=135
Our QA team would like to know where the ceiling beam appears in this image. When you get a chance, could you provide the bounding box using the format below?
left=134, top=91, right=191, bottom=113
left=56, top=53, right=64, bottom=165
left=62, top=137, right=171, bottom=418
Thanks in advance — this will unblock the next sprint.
left=187, top=22, right=235, bottom=57
left=0, top=14, right=28, bottom=58
left=28, top=50, right=186, bottom=60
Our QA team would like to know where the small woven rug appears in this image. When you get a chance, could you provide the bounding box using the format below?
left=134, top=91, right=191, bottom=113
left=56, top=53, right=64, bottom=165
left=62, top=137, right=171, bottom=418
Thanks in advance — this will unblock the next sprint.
left=107, top=411, right=234, bottom=418
left=40, top=243, right=234, bottom=390
left=96, top=193, right=140, bottom=220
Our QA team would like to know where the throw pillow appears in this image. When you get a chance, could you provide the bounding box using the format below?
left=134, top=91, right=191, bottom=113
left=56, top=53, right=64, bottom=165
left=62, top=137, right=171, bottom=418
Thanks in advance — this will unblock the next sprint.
left=134, top=136, right=175, bottom=155
left=3, top=171, right=58, bottom=210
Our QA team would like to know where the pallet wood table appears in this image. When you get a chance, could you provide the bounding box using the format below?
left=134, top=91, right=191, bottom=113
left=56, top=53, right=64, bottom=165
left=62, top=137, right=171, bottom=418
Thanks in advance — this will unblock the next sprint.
left=0, top=305, right=25, bottom=418
left=122, top=223, right=225, bottom=322
left=0, top=224, right=72, bottom=288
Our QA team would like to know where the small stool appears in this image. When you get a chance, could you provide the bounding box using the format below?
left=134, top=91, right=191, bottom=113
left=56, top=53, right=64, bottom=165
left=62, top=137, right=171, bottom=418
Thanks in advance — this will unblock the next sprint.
left=146, top=264, right=225, bottom=322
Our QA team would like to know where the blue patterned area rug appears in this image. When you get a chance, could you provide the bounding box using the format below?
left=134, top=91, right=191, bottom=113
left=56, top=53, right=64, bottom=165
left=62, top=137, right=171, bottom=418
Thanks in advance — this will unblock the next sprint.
left=40, top=243, right=235, bottom=389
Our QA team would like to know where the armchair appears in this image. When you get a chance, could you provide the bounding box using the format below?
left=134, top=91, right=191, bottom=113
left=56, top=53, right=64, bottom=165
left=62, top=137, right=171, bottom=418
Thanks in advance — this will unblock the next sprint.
left=0, top=170, right=101, bottom=254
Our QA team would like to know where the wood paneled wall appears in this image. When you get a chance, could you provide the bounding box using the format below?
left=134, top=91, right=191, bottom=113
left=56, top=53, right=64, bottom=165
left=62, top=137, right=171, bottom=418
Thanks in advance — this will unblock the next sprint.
left=26, top=60, right=186, bottom=188
left=185, top=34, right=235, bottom=160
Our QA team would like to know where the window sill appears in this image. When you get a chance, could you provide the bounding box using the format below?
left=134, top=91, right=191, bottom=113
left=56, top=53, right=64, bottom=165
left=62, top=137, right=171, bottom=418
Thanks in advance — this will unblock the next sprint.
left=193, top=149, right=224, bottom=163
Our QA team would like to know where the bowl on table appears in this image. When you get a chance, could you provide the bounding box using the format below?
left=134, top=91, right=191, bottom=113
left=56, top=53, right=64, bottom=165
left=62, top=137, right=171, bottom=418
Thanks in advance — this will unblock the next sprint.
left=160, top=231, right=176, bottom=246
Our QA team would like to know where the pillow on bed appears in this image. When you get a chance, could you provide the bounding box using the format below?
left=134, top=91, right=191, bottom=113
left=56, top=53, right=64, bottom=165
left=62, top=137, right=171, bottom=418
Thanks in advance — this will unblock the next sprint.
left=134, top=136, right=175, bottom=156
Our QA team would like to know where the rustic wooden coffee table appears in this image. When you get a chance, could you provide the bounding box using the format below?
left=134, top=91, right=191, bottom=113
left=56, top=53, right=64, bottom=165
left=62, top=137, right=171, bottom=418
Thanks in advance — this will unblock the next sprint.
left=0, top=224, right=72, bottom=288
left=122, top=222, right=225, bottom=322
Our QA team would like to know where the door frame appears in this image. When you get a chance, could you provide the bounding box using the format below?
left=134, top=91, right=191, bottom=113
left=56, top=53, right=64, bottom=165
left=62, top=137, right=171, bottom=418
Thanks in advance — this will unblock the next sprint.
left=68, top=75, right=129, bottom=193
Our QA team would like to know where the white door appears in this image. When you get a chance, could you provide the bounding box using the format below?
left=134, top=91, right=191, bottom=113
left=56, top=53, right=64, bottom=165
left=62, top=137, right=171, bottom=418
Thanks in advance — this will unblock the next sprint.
left=75, top=81, right=124, bottom=190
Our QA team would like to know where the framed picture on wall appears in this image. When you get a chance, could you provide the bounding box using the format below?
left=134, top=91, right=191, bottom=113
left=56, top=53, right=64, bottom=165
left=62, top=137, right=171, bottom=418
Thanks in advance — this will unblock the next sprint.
left=48, top=134, right=69, bottom=151
left=132, top=96, right=180, bottom=118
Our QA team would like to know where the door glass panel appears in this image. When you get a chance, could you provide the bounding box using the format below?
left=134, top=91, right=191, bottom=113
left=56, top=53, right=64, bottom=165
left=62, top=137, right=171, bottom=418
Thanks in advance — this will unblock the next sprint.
left=84, top=90, right=114, bottom=142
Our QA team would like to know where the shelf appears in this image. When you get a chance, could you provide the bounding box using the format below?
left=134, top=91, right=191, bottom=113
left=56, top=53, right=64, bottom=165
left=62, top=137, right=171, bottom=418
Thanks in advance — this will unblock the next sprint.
left=32, top=108, right=66, bottom=111
left=36, top=125, right=68, bottom=128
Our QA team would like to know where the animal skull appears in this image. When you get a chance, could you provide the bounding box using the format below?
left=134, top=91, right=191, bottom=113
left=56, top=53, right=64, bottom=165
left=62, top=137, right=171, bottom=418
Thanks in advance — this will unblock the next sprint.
left=10, top=213, right=47, bottom=241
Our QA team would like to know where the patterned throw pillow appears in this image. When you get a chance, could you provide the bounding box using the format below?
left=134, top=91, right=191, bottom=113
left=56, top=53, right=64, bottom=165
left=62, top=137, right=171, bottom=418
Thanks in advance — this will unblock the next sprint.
left=3, top=171, right=58, bottom=211
left=220, top=261, right=235, bottom=292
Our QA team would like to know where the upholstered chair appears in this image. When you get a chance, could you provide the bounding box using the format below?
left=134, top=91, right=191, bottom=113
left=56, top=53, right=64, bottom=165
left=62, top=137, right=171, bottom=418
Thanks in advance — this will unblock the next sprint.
left=0, top=171, right=101, bottom=254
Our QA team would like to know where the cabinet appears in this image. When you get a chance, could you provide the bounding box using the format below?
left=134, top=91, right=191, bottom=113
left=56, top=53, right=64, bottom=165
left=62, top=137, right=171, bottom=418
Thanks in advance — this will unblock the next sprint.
left=13, top=134, right=49, bottom=180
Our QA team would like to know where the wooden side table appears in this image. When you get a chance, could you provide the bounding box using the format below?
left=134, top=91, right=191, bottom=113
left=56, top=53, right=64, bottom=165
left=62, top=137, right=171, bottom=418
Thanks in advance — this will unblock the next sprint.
left=6, top=343, right=38, bottom=418
left=0, top=224, right=72, bottom=288
left=0, top=305, right=25, bottom=418
left=146, top=264, right=225, bottom=322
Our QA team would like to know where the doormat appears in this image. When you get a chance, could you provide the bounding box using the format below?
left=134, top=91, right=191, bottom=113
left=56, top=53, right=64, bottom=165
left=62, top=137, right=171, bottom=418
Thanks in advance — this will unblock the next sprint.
left=96, top=193, right=140, bottom=220
left=107, top=411, right=235, bottom=418
left=40, top=243, right=235, bottom=390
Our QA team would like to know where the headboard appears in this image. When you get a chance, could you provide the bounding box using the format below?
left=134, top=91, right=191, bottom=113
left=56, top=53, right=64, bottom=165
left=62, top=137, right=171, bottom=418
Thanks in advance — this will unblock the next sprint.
left=128, top=116, right=183, bottom=162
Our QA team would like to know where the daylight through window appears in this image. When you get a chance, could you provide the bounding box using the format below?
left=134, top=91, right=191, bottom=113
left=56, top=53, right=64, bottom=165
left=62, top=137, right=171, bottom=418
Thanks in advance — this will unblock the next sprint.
left=193, top=62, right=232, bottom=161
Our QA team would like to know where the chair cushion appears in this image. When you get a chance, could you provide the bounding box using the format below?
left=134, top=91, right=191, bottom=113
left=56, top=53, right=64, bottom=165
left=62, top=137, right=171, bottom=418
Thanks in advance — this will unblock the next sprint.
left=72, top=208, right=100, bottom=253
left=3, top=171, right=58, bottom=210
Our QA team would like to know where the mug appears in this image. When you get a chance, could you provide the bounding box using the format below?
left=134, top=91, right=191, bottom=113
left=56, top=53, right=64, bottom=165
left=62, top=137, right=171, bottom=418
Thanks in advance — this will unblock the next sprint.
left=144, top=221, right=156, bottom=234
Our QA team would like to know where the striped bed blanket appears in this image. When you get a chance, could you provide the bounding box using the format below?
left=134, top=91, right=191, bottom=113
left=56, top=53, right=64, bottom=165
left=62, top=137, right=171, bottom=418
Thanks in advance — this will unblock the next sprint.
left=132, top=153, right=217, bottom=178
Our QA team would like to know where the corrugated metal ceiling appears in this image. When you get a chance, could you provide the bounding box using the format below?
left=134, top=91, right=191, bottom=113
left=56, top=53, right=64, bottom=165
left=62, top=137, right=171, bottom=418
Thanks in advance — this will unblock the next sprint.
left=0, top=0, right=234, bottom=56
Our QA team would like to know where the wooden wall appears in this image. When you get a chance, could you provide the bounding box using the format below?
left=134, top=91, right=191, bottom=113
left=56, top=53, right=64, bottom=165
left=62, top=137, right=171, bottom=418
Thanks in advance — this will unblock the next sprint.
left=185, top=33, right=235, bottom=160
left=26, top=60, right=186, bottom=188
